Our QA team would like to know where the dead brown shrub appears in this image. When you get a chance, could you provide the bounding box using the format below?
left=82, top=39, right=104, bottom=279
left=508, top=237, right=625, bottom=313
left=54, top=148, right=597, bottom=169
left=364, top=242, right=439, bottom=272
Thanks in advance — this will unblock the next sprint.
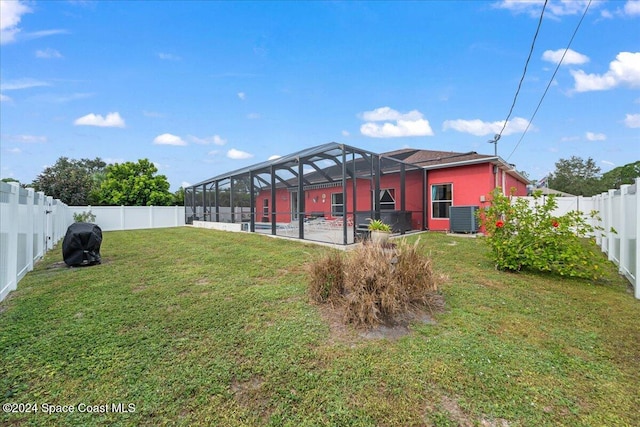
left=307, top=250, right=345, bottom=304
left=308, top=239, right=444, bottom=329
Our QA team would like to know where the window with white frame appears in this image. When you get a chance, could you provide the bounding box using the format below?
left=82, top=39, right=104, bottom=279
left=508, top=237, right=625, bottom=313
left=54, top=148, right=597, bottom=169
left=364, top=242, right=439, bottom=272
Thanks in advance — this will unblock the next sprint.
left=331, top=193, right=344, bottom=216
left=431, top=184, right=452, bottom=218
left=262, top=198, right=269, bottom=216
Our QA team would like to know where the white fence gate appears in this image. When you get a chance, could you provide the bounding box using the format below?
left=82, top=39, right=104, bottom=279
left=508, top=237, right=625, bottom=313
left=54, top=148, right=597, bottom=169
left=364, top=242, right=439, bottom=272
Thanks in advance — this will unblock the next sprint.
left=518, top=177, right=639, bottom=299
left=1, top=182, right=71, bottom=302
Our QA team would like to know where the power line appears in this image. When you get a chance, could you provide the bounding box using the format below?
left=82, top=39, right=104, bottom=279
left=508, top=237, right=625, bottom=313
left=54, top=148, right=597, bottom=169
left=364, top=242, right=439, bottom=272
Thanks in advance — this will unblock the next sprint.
left=495, top=0, right=548, bottom=141
left=506, top=0, right=592, bottom=162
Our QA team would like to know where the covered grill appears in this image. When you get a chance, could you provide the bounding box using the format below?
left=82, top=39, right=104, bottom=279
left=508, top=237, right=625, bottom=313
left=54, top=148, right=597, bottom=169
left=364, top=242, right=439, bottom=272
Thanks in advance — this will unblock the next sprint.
left=62, top=222, right=102, bottom=267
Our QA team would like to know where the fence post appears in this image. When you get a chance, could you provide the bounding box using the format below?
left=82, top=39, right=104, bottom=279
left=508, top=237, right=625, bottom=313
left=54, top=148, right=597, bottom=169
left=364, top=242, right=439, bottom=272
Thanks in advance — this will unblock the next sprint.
left=618, top=185, right=629, bottom=276
left=25, top=188, right=35, bottom=273
left=2, top=183, right=20, bottom=301
left=606, top=189, right=615, bottom=261
left=149, top=205, right=154, bottom=229
left=120, top=205, right=125, bottom=230
left=634, top=178, right=640, bottom=299
left=593, top=193, right=602, bottom=246
left=36, top=191, right=45, bottom=260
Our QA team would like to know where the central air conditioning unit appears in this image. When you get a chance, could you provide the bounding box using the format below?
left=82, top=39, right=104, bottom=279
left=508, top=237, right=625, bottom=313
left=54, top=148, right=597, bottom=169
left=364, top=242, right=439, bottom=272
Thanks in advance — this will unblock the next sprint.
left=449, top=206, right=480, bottom=233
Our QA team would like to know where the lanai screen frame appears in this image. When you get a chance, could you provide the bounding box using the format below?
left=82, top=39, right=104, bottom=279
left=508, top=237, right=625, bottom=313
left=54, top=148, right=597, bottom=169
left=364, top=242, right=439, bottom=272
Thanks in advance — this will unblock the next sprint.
left=185, top=142, right=426, bottom=245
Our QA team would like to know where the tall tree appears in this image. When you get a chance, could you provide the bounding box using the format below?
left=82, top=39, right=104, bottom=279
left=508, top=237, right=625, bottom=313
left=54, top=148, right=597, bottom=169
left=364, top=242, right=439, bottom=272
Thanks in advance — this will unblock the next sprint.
left=547, top=156, right=603, bottom=196
left=31, top=157, right=106, bottom=205
left=173, top=187, right=185, bottom=206
left=95, top=159, right=174, bottom=206
left=600, top=161, right=640, bottom=190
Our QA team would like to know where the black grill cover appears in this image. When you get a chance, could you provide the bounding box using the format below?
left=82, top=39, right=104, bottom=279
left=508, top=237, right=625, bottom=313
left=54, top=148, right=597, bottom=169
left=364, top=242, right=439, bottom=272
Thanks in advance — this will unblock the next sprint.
left=62, top=222, right=102, bottom=266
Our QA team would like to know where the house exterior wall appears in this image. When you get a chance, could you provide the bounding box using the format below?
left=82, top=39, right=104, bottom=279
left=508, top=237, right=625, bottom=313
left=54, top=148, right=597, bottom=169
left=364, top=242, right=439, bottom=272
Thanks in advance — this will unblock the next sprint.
left=253, top=162, right=527, bottom=231
left=426, top=163, right=527, bottom=231
left=253, top=171, right=426, bottom=228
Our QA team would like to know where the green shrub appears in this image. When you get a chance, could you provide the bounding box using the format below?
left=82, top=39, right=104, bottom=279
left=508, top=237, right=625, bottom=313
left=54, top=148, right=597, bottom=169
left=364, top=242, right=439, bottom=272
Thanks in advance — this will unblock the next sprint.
left=478, top=188, right=607, bottom=280
left=73, top=210, right=96, bottom=223
left=367, top=219, right=391, bottom=232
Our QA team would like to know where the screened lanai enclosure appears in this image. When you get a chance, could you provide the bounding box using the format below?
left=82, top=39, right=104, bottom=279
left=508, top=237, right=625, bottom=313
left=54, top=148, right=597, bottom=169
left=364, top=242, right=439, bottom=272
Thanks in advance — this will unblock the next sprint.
left=185, top=142, right=426, bottom=245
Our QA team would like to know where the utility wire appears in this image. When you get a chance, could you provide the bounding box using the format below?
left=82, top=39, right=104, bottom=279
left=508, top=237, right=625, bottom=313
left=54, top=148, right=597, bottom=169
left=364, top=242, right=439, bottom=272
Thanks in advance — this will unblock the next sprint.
left=506, top=0, right=592, bottom=162
left=496, top=0, right=548, bottom=141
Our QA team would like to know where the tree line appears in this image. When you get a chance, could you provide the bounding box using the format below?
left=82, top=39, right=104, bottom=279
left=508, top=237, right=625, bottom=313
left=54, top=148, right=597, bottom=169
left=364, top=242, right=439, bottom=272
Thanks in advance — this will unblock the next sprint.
left=1, top=157, right=184, bottom=206
left=545, top=156, right=640, bottom=197
left=2, top=155, right=637, bottom=205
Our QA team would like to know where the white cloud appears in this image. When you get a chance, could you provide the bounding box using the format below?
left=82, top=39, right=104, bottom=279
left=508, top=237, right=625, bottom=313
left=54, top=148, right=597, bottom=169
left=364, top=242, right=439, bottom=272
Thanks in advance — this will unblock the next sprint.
left=341, top=130, right=350, bottom=137
left=0, top=78, right=50, bottom=91
left=625, top=0, right=640, bottom=16
left=247, top=112, right=261, bottom=119
left=0, top=0, right=31, bottom=44
left=268, top=155, right=282, bottom=161
left=22, top=29, right=68, bottom=41
left=49, top=92, right=93, bottom=103
left=35, top=48, right=62, bottom=59
left=237, top=92, right=246, bottom=100
left=442, top=117, right=531, bottom=136
left=0, top=93, right=11, bottom=102
left=601, top=160, right=616, bottom=166
left=585, top=131, right=607, bottom=141
left=153, top=133, right=187, bottom=146
left=227, top=148, right=254, bottom=160
left=542, top=49, right=589, bottom=65
left=6, top=147, right=22, bottom=154
left=158, top=52, right=181, bottom=61
left=189, top=135, right=227, bottom=145
left=359, top=107, right=434, bottom=138
left=560, top=135, right=580, bottom=142
left=74, top=112, right=126, bottom=128
left=623, top=113, right=640, bottom=128
left=7, top=134, right=47, bottom=143
left=600, top=9, right=613, bottom=19
left=360, top=106, right=423, bottom=122
left=103, top=157, right=126, bottom=165
left=494, top=0, right=596, bottom=19
left=361, top=119, right=434, bottom=138
left=207, top=150, right=219, bottom=156
left=571, top=52, right=640, bottom=92
left=181, top=181, right=191, bottom=189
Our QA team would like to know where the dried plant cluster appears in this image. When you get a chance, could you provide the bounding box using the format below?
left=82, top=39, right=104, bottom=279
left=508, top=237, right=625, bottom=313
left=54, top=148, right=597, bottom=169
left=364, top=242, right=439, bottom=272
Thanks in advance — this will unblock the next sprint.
left=308, top=240, right=444, bottom=328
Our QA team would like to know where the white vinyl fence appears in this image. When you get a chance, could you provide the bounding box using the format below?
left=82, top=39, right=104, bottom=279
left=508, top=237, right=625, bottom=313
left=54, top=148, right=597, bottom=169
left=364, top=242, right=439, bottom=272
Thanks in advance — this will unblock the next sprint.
left=67, top=206, right=184, bottom=231
left=517, top=177, right=639, bottom=299
left=1, top=186, right=186, bottom=302
left=1, top=182, right=71, bottom=302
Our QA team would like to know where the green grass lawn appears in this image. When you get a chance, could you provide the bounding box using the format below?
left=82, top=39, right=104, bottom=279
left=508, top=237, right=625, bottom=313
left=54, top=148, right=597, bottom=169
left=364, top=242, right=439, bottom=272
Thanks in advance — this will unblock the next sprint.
left=1, top=227, right=638, bottom=426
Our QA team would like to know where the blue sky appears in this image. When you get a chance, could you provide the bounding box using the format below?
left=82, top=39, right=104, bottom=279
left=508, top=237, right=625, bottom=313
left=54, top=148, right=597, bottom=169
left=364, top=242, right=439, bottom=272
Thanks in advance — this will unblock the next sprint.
left=1, top=0, right=639, bottom=191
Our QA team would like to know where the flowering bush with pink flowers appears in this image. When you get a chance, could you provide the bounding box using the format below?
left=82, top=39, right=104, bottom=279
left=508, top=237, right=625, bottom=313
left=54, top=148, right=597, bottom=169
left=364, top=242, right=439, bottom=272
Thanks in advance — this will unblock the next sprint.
left=478, top=188, right=607, bottom=280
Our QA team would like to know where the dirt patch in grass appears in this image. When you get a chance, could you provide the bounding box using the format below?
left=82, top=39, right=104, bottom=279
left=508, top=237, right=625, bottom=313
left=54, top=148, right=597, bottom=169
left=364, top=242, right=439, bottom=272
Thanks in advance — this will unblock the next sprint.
left=317, top=302, right=437, bottom=342
left=230, top=376, right=272, bottom=422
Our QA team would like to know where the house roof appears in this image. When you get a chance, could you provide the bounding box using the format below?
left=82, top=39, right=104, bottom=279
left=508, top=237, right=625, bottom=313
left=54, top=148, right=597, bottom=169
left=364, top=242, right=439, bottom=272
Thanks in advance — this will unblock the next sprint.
left=189, top=142, right=530, bottom=189
left=382, top=148, right=493, bottom=167
left=382, top=148, right=530, bottom=183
